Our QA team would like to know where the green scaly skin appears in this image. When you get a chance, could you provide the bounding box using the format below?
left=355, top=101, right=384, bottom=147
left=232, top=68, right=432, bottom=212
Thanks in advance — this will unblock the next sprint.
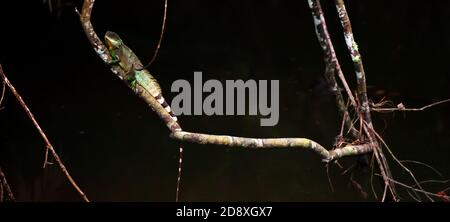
left=104, top=31, right=162, bottom=97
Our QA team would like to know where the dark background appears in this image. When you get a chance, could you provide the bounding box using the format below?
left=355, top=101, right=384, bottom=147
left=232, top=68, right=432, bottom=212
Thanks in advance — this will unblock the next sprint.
left=0, top=0, right=449, bottom=201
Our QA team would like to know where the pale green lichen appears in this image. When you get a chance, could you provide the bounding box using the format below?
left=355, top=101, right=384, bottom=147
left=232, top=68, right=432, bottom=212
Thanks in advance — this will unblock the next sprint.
left=352, top=55, right=361, bottom=63
left=352, top=41, right=359, bottom=51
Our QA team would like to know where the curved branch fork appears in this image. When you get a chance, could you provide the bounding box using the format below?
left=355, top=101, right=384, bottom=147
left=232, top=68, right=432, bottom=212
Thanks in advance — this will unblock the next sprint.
left=171, top=131, right=372, bottom=163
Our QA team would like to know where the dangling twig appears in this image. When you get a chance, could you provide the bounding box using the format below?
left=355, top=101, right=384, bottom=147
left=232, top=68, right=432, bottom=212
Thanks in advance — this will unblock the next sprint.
left=0, top=65, right=89, bottom=202
left=0, top=81, right=6, bottom=108
left=142, top=0, right=168, bottom=70
left=0, top=167, right=15, bottom=201
left=376, top=174, right=446, bottom=200
left=371, top=99, right=450, bottom=112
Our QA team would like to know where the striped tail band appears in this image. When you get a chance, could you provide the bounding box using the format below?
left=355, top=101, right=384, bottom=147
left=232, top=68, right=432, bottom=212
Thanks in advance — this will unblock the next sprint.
left=176, top=144, right=183, bottom=202
left=154, top=93, right=179, bottom=123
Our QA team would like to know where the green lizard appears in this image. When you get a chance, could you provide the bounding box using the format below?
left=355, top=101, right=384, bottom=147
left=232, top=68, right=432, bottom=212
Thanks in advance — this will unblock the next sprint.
left=104, top=31, right=178, bottom=123
left=104, top=31, right=184, bottom=201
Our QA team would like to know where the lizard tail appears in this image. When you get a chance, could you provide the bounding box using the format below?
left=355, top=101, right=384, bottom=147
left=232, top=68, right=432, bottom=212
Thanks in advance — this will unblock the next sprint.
left=155, top=94, right=178, bottom=122
left=153, top=93, right=183, bottom=201
left=176, top=144, right=183, bottom=202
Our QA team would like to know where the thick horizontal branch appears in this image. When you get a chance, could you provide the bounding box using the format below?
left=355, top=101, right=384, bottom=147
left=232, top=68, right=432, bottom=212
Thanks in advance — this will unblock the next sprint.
left=170, top=131, right=372, bottom=163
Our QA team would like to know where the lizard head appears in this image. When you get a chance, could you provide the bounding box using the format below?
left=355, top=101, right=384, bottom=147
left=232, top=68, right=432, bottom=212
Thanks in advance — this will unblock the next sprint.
left=104, top=31, right=123, bottom=50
